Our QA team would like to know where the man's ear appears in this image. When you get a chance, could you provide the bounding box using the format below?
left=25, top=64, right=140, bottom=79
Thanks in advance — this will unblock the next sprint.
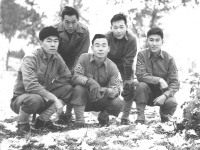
left=146, top=38, right=148, bottom=43
left=108, top=46, right=110, bottom=53
left=39, top=40, right=43, bottom=46
left=91, top=45, right=94, bottom=53
left=145, top=38, right=149, bottom=47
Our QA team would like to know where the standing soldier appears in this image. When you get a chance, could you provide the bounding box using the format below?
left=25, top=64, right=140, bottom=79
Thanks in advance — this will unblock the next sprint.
left=105, top=13, right=137, bottom=125
left=53, top=6, right=90, bottom=123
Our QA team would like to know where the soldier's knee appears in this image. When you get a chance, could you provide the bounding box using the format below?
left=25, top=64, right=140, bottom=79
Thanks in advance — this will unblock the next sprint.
left=64, top=84, right=73, bottom=91
left=136, top=82, right=149, bottom=91
left=112, top=97, right=124, bottom=112
left=166, top=97, right=178, bottom=108
left=74, top=85, right=87, bottom=94
left=23, top=95, right=44, bottom=114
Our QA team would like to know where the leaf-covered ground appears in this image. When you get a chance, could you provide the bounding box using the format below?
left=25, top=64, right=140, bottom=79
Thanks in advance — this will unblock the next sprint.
left=0, top=70, right=200, bottom=150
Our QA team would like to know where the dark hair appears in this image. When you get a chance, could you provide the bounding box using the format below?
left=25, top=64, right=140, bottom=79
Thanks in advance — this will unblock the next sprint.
left=39, top=26, right=59, bottom=41
left=147, top=27, right=164, bottom=39
left=110, top=13, right=127, bottom=25
left=61, top=6, right=79, bottom=20
left=92, top=34, right=109, bottom=45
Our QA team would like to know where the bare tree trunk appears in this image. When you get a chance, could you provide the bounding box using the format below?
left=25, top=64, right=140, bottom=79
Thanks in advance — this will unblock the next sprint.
left=6, top=50, right=10, bottom=71
left=150, top=7, right=158, bottom=28
left=6, top=40, right=11, bottom=71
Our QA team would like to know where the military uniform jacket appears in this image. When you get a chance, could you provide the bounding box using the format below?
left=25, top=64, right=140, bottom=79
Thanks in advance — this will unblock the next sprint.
left=105, top=30, right=137, bottom=80
left=136, top=49, right=180, bottom=98
left=72, top=53, right=121, bottom=96
left=53, top=22, right=90, bottom=71
left=13, top=48, right=72, bottom=101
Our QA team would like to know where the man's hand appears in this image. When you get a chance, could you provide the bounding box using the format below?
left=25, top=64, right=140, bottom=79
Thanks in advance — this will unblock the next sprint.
left=54, top=98, right=64, bottom=114
left=107, top=88, right=116, bottom=98
left=95, top=88, right=110, bottom=101
left=123, top=79, right=134, bottom=91
left=159, top=78, right=168, bottom=90
left=86, top=78, right=100, bottom=101
left=153, top=95, right=167, bottom=106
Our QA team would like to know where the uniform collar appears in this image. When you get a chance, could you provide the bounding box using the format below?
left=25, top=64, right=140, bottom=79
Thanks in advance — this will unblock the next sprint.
left=89, top=54, right=108, bottom=68
left=147, top=49, right=164, bottom=59
left=57, top=22, right=84, bottom=34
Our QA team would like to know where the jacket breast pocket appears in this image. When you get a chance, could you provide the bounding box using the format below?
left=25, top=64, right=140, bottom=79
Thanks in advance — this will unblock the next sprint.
left=48, top=74, right=56, bottom=83
left=99, top=75, right=108, bottom=87
left=37, top=74, right=44, bottom=84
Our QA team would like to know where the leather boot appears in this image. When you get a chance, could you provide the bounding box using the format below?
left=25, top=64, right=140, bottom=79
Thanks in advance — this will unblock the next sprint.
left=135, top=103, right=146, bottom=124
left=34, top=118, right=60, bottom=131
left=18, top=123, right=30, bottom=134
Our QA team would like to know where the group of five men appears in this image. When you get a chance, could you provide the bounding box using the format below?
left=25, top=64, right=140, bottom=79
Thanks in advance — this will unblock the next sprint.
left=10, top=6, right=180, bottom=133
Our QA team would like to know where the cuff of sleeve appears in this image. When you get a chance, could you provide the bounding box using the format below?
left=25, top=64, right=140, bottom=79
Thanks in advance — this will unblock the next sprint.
left=83, top=77, right=89, bottom=85
left=154, top=77, right=161, bottom=84
left=79, top=76, right=88, bottom=85
left=108, top=87, right=119, bottom=98
left=43, top=92, right=56, bottom=102
left=163, top=92, right=170, bottom=99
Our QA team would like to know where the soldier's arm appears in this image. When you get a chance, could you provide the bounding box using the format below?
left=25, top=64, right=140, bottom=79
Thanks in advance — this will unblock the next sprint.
left=123, top=38, right=137, bottom=80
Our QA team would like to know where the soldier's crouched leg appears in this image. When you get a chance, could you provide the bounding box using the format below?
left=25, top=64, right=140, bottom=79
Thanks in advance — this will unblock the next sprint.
left=10, top=93, right=44, bottom=115
left=97, top=97, right=124, bottom=126
left=71, top=85, right=89, bottom=125
left=134, top=82, right=150, bottom=123
left=10, top=94, right=44, bottom=133
left=51, top=83, right=73, bottom=124
left=160, top=96, right=178, bottom=122
left=121, top=86, right=135, bottom=125
left=105, top=97, right=124, bottom=117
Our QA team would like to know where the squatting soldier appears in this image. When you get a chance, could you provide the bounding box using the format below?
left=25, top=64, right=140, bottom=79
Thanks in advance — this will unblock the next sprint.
left=134, top=27, right=180, bottom=124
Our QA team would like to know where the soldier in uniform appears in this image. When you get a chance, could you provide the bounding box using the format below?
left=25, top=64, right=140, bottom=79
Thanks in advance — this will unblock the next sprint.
left=71, top=34, right=124, bottom=127
left=53, top=6, right=90, bottom=123
left=10, top=26, right=73, bottom=133
left=134, top=27, right=180, bottom=124
left=105, top=13, right=137, bottom=125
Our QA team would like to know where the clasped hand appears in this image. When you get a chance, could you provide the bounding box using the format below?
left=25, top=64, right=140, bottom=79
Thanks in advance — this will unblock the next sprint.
left=54, top=97, right=64, bottom=114
left=123, top=79, right=135, bottom=91
left=153, top=95, right=166, bottom=106
left=86, top=78, right=100, bottom=102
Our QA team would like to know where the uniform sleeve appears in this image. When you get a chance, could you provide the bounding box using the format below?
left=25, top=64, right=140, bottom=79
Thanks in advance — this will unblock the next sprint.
left=21, top=57, right=56, bottom=101
left=57, top=57, right=72, bottom=83
left=123, top=38, right=137, bottom=80
left=73, top=29, right=90, bottom=71
left=72, top=54, right=88, bottom=85
left=163, top=58, right=180, bottom=98
left=108, top=64, right=121, bottom=97
left=136, top=52, right=161, bottom=84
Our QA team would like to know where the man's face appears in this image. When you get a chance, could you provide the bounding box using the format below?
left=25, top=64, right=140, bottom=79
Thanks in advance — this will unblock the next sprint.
left=62, top=15, right=78, bottom=34
left=147, top=34, right=163, bottom=52
left=41, top=36, right=59, bottom=56
left=111, top=20, right=127, bottom=39
left=92, top=38, right=110, bottom=59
